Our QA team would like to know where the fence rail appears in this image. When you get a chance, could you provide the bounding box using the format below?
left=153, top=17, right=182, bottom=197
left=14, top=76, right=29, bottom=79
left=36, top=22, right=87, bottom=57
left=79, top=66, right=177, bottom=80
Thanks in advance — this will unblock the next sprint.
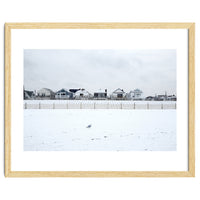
left=24, top=102, right=176, bottom=110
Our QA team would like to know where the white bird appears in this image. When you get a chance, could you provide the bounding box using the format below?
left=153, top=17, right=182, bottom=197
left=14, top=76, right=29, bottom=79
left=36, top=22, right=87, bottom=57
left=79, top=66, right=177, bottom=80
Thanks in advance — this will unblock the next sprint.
left=86, top=124, right=92, bottom=128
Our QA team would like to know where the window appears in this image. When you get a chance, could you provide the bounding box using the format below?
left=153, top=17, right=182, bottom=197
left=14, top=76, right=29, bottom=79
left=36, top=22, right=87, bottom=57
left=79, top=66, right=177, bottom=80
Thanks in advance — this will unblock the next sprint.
left=117, top=94, right=123, bottom=98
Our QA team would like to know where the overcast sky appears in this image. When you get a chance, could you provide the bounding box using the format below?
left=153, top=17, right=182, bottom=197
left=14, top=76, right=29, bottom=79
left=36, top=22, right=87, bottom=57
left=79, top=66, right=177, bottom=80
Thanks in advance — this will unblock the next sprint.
left=24, top=49, right=176, bottom=96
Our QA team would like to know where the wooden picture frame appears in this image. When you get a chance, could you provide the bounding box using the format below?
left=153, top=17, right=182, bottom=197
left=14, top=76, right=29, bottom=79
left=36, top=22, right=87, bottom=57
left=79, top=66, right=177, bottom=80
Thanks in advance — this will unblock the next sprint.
left=5, top=23, right=195, bottom=177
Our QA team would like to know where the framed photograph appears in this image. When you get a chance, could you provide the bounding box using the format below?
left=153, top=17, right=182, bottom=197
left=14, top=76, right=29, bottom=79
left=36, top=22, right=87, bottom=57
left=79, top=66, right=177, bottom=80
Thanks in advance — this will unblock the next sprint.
left=5, top=23, right=195, bottom=177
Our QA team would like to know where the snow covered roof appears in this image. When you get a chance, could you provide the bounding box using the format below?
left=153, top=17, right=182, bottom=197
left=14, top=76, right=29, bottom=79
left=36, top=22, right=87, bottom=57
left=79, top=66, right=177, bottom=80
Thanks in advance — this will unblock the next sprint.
left=112, top=88, right=125, bottom=94
left=94, top=89, right=107, bottom=93
left=56, top=88, right=71, bottom=94
left=75, top=89, right=91, bottom=95
left=37, top=88, right=55, bottom=94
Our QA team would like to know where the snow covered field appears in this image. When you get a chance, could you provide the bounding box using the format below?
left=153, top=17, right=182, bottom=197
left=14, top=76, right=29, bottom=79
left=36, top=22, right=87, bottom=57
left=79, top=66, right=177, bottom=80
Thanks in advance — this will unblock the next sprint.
left=24, top=109, right=176, bottom=151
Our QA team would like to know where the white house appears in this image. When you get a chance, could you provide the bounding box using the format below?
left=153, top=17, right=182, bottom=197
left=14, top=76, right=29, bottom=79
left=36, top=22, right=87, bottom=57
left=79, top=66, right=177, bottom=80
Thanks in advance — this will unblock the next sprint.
left=127, top=89, right=143, bottom=100
left=93, top=89, right=107, bottom=100
left=36, top=88, right=55, bottom=99
left=74, top=89, right=92, bottom=100
left=111, top=88, right=126, bottom=100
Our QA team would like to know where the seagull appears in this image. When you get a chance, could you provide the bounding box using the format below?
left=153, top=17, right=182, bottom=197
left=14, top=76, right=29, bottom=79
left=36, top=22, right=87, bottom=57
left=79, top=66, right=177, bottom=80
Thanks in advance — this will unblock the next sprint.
left=86, top=124, right=92, bottom=128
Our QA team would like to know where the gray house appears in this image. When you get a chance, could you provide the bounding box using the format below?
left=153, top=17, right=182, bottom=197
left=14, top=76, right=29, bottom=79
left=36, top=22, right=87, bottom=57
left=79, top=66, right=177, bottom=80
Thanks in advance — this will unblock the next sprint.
left=24, top=90, right=35, bottom=100
left=55, top=89, right=73, bottom=99
left=155, top=92, right=168, bottom=101
left=167, top=95, right=177, bottom=101
left=145, top=96, right=155, bottom=101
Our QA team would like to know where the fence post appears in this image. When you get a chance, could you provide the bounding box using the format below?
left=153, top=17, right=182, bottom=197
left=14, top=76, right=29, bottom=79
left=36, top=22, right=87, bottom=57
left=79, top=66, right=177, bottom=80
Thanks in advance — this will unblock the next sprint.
left=121, top=102, right=122, bottom=109
left=161, top=103, right=163, bottom=109
left=25, top=103, right=27, bottom=109
left=94, top=102, right=95, bottom=109
left=53, top=103, right=55, bottom=109
left=107, top=102, right=109, bottom=109
left=80, top=102, right=82, bottom=109
left=175, top=103, right=176, bottom=109
left=39, top=102, right=41, bottom=109
left=147, top=103, right=149, bottom=109
left=134, top=103, right=135, bottom=109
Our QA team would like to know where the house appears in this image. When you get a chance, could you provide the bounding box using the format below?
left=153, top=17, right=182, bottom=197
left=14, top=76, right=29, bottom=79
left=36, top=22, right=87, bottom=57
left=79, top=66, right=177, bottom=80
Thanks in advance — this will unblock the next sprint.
left=55, top=89, right=73, bottom=99
left=127, top=89, right=143, bottom=100
left=74, top=89, right=92, bottom=100
left=154, top=94, right=167, bottom=101
left=155, top=95, right=166, bottom=101
left=93, top=89, right=107, bottom=100
left=145, top=96, right=155, bottom=101
left=111, top=88, right=126, bottom=100
left=133, top=89, right=143, bottom=100
left=24, top=90, right=35, bottom=100
left=69, top=88, right=81, bottom=99
left=36, top=88, right=55, bottom=99
left=167, top=95, right=177, bottom=101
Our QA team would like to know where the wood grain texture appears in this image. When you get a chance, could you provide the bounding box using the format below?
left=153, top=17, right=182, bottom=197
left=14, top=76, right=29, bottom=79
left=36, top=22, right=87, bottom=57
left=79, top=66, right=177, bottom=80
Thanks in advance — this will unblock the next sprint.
left=4, top=24, right=11, bottom=177
left=188, top=23, right=195, bottom=177
left=4, top=23, right=195, bottom=177
left=5, top=22, right=193, bottom=29
left=5, top=171, right=194, bottom=178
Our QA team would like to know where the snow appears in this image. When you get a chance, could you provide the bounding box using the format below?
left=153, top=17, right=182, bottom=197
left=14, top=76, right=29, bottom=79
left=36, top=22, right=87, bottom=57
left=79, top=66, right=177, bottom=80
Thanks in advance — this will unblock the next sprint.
left=24, top=109, right=176, bottom=151
left=24, top=100, right=176, bottom=109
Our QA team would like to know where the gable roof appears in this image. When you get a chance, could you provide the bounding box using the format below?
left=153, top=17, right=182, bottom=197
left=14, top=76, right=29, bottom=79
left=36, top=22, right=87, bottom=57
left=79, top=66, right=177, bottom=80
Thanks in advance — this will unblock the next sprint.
left=112, top=88, right=125, bottom=94
left=56, top=88, right=71, bottom=94
left=69, top=89, right=80, bottom=93
left=75, top=89, right=92, bottom=96
left=38, top=88, right=55, bottom=94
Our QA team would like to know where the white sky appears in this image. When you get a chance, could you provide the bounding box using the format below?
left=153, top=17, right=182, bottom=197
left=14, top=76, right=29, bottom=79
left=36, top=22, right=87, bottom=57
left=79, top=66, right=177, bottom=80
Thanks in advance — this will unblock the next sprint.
left=24, top=49, right=176, bottom=97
